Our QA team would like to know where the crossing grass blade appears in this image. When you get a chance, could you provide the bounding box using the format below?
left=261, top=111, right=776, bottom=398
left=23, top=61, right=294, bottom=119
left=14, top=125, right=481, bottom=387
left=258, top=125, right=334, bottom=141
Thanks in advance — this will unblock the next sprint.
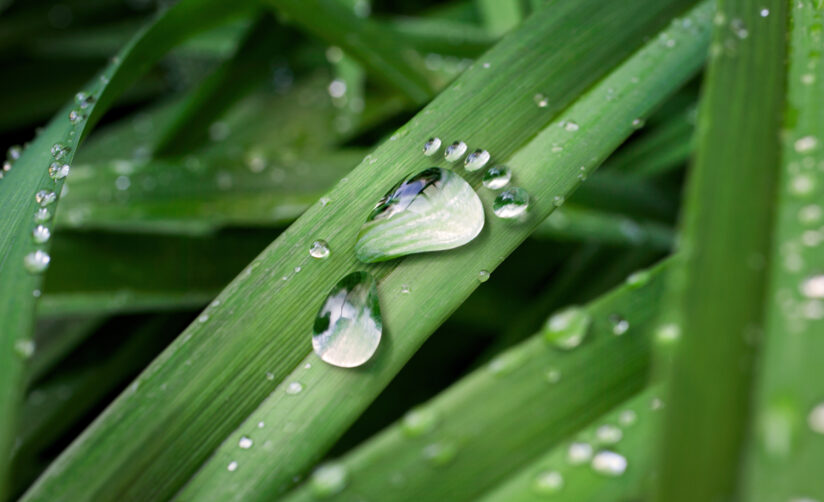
left=652, top=1, right=787, bottom=500
left=0, top=0, right=259, bottom=496
left=741, top=2, right=824, bottom=500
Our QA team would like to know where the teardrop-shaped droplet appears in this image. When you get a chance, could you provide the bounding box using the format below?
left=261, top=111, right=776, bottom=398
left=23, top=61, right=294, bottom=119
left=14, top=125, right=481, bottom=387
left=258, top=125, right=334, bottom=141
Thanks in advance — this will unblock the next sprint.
left=493, top=187, right=529, bottom=219
left=309, top=239, right=331, bottom=259
left=464, top=149, right=490, bottom=171
left=355, top=168, right=484, bottom=263
left=312, top=271, right=382, bottom=368
left=482, top=165, right=511, bottom=189
left=444, top=141, right=467, bottom=162
left=544, top=306, right=591, bottom=350
left=422, top=137, right=441, bottom=156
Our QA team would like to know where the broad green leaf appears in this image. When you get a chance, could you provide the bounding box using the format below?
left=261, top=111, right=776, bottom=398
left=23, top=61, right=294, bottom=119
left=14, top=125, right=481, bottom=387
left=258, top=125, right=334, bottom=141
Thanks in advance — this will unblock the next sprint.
left=742, top=2, right=824, bottom=500
left=653, top=0, right=787, bottom=500
left=22, top=1, right=706, bottom=500
left=0, top=0, right=259, bottom=496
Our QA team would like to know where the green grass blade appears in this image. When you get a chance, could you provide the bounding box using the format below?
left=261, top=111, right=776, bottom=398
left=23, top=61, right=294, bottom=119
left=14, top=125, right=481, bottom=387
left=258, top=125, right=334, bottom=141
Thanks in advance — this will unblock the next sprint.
left=21, top=1, right=704, bottom=500
left=479, top=386, right=661, bottom=502
left=175, top=4, right=710, bottom=500
left=653, top=1, right=788, bottom=500
left=278, top=264, right=670, bottom=502
left=535, top=205, right=674, bottom=249
left=0, top=1, right=259, bottom=496
left=386, top=16, right=495, bottom=57
left=741, top=2, right=824, bottom=500
left=476, top=0, right=524, bottom=35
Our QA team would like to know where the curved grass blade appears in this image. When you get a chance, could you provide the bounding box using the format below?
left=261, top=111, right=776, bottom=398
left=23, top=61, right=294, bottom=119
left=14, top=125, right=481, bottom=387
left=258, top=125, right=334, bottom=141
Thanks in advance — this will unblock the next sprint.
left=741, top=2, right=824, bottom=500
left=277, top=264, right=670, bottom=502
left=175, top=4, right=711, bottom=500
left=479, top=386, right=660, bottom=502
left=22, top=1, right=705, bottom=500
left=0, top=1, right=260, bottom=496
left=535, top=205, right=674, bottom=250
left=653, top=1, right=787, bottom=500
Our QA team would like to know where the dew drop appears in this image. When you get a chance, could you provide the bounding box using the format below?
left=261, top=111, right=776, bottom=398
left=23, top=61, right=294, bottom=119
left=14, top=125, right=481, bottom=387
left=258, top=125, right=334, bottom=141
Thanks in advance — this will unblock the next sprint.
left=759, top=8, right=769, bottom=17
left=400, top=284, right=411, bottom=294
left=591, top=450, right=627, bottom=476
left=444, top=141, right=468, bottom=162
left=327, top=79, right=347, bottom=98
left=197, top=314, right=209, bottom=323
left=34, top=208, right=51, bottom=223
left=402, top=407, right=438, bottom=437
left=7, top=145, right=22, bottom=162
left=482, top=165, right=511, bottom=189
left=423, top=137, right=442, bottom=156
left=534, top=93, right=549, bottom=108
left=49, top=162, right=70, bottom=180
left=478, top=270, right=491, bottom=283
left=808, top=403, right=824, bottom=434
left=487, top=352, right=520, bottom=376
left=355, top=168, right=484, bottom=263
left=546, top=368, right=562, bottom=383
left=625, top=270, right=651, bottom=288
left=14, top=339, right=36, bottom=359
left=552, top=195, right=565, bottom=207
left=227, top=461, right=238, bottom=472
left=609, top=315, right=629, bottom=336
left=24, top=250, right=50, bottom=273
left=238, top=436, right=253, bottom=449
left=595, top=425, right=622, bottom=444
left=310, top=463, right=348, bottom=497
left=309, top=240, right=331, bottom=259
left=35, top=190, right=56, bottom=207
left=50, top=143, right=70, bottom=160
left=69, top=110, right=85, bottom=124
left=312, top=271, right=382, bottom=368
left=567, top=442, right=593, bottom=465
left=493, top=187, right=529, bottom=219
left=655, top=323, right=681, bottom=344
left=562, top=121, right=579, bottom=132
left=32, top=225, right=51, bottom=244
left=800, top=275, right=824, bottom=299
left=265, top=372, right=275, bottom=381
left=464, top=149, right=490, bottom=171
left=286, top=381, right=303, bottom=395
left=531, top=470, right=563, bottom=495
left=74, top=92, right=95, bottom=109
left=421, top=442, right=457, bottom=466
left=619, top=410, right=637, bottom=426
left=795, top=135, right=819, bottom=153
left=544, top=306, right=591, bottom=350
left=631, top=118, right=645, bottom=129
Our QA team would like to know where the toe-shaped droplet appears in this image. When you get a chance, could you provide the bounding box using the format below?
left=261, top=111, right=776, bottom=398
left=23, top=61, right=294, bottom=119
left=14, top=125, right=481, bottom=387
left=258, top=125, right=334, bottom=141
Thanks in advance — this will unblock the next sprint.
left=355, top=168, right=484, bottom=263
left=312, top=271, right=383, bottom=368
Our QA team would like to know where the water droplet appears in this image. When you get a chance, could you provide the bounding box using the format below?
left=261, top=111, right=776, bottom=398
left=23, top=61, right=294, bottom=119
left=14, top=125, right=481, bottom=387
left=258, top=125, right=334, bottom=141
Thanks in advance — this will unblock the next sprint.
left=286, top=381, right=303, bottom=395
left=487, top=352, right=520, bottom=376
left=328, top=79, right=347, bottom=98
left=402, top=407, right=438, bottom=437
left=619, top=410, right=637, bottom=426
left=355, top=168, right=484, bottom=263
left=795, top=135, right=819, bottom=153
left=595, top=425, right=622, bottom=444
left=197, top=314, right=209, bottom=323
left=730, top=18, right=749, bottom=38
left=69, top=110, right=85, bottom=124
left=625, top=270, right=651, bottom=288
left=546, top=368, right=562, bottom=383
left=310, top=240, right=331, bottom=259
left=478, top=270, right=491, bottom=282
left=655, top=323, right=681, bottom=343
left=609, top=315, right=629, bottom=335
left=35, top=190, right=56, bottom=207
left=227, top=461, right=238, bottom=472
left=631, top=118, right=645, bottom=129
left=49, top=162, right=70, bottom=180
left=50, top=143, right=70, bottom=160
left=482, top=165, right=511, bottom=189
left=24, top=250, right=50, bottom=273
left=312, top=271, right=382, bottom=368
left=34, top=208, right=51, bottom=223
left=444, top=141, right=468, bottom=162
left=532, top=470, right=563, bottom=495
left=265, top=371, right=275, bottom=381
left=563, top=121, right=580, bottom=132
left=551, top=195, right=565, bottom=207
left=759, top=8, right=769, bottom=17
left=7, top=145, right=22, bottom=162
left=464, top=149, right=490, bottom=171
left=115, top=175, right=131, bottom=191
left=238, top=436, right=253, bottom=449
left=808, top=403, right=824, bottom=434
left=591, top=450, right=627, bottom=476
left=258, top=421, right=265, bottom=428
left=423, top=137, right=442, bottom=156
left=534, top=93, right=549, bottom=107
left=544, top=306, right=591, bottom=350
left=567, top=442, right=593, bottom=465
left=14, top=339, right=35, bottom=359
left=421, top=442, right=457, bottom=466
left=310, top=463, right=348, bottom=497
left=74, top=92, right=95, bottom=109
left=493, top=187, right=529, bottom=219
left=320, top=196, right=331, bottom=207
left=32, top=225, right=51, bottom=244
left=801, top=275, right=824, bottom=298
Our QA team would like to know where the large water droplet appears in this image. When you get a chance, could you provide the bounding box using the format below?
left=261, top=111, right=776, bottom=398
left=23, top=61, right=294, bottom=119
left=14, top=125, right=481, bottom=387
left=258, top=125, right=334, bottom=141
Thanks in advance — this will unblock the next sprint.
left=355, top=168, right=484, bottom=263
left=493, top=188, right=529, bottom=219
left=482, top=165, right=511, bottom=189
left=312, top=271, right=382, bottom=368
left=444, top=141, right=467, bottom=162
left=591, top=450, right=627, bottom=476
left=423, top=137, right=441, bottom=156
left=402, top=407, right=438, bottom=437
left=311, top=462, right=348, bottom=498
left=49, top=162, right=70, bottom=180
left=24, top=250, right=50, bottom=273
left=544, top=306, right=591, bottom=350
left=309, top=240, right=331, bottom=259
left=35, top=190, right=56, bottom=207
left=32, top=225, right=51, bottom=244
left=532, top=470, right=563, bottom=495
left=464, top=149, right=490, bottom=171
